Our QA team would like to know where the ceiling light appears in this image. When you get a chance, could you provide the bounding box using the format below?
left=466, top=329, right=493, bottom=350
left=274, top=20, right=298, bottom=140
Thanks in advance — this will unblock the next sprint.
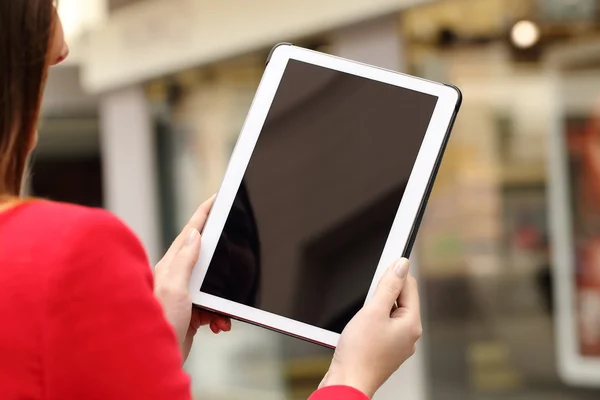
left=510, top=20, right=541, bottom=49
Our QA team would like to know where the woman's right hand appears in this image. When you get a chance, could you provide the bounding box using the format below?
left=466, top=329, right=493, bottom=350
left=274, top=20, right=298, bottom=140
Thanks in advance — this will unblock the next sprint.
left=320, top=258, right=422, bottom=398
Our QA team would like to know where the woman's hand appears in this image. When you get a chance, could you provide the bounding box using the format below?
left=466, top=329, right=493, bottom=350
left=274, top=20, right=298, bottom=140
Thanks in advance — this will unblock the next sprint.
left=154, top=195, right=232, bottom=360
left=320, top=258, right=421, bottom=398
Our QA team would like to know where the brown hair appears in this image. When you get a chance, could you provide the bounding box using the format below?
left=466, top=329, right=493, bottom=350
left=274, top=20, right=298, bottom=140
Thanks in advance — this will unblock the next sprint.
left=0, top=1, right=55, bottom=198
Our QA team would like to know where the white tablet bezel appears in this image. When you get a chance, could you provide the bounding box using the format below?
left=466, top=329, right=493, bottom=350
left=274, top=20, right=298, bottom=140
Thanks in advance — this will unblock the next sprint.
left=189, top=44, right=461, bottom=348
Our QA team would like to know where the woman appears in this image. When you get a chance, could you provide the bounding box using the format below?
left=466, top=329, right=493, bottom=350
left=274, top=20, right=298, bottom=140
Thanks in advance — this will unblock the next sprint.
left=0, top=2, right=422, bottom=399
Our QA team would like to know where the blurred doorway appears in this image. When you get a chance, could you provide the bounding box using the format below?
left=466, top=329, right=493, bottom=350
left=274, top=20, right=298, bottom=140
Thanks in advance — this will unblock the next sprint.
left=30, top=156, right=103, bottom=207
left=31, top=116, right=103, bottom=208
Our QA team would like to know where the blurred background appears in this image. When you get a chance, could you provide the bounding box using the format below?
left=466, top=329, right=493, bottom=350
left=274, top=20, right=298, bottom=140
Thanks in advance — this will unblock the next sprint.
left=38, top=0, right=600, bottom=399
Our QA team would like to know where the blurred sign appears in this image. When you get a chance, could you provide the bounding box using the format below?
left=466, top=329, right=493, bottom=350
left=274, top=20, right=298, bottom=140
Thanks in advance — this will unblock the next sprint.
left=564, top=112, right=600, bottom=353
left=119, top=1, right=196, bottom=51
left=550, top=82, right=600, bottom=387
left=538, top=0, right=596, bottom=22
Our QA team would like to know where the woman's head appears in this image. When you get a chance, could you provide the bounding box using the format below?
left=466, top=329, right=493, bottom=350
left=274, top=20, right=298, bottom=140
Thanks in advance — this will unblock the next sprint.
left=0, top=1, right=68, bottom=197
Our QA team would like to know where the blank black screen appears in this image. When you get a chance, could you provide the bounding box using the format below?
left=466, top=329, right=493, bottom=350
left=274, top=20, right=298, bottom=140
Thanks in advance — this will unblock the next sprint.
left=201, top=60, right=438, bottom=334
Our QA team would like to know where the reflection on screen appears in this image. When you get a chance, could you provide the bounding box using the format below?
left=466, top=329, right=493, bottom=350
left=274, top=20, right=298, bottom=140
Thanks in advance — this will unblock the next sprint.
left=201, top=60, right=438, bottom=334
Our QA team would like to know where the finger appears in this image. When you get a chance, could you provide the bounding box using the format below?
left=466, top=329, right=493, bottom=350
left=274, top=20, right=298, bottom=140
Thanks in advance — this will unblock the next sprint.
left=188, top=194, right=216, bottom=232
left=370, top=258, right=410, bottom=311
left=162, top=195, right=216, bottom=265
left=171, top=228, right=202, bottom=287
left=396, top=275, right=421, bottom=316
left=392, top=275, right=422, bottom=341
left=210, top=321, right=220, bottom=334
left=193, top=309, right=231, bottom=331
left=215, top=317, right=232, bottom=332
left=190, top=309, right=215, bottom=330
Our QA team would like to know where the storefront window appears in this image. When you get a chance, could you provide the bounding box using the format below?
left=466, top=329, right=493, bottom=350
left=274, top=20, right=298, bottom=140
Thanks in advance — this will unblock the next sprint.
left=404, top=0, right=600, bottom=398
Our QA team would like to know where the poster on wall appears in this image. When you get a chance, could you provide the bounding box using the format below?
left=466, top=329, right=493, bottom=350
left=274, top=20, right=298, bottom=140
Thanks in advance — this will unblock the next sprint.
left=552, top=97, right=600, bottom=386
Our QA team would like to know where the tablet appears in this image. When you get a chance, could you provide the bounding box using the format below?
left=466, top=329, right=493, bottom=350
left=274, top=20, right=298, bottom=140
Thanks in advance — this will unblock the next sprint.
left=189, top=43, right=461, bottom=347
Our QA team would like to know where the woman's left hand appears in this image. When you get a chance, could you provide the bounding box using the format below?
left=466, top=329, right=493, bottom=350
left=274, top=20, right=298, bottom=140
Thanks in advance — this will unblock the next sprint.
left=154, top=195, right=232, bottom=360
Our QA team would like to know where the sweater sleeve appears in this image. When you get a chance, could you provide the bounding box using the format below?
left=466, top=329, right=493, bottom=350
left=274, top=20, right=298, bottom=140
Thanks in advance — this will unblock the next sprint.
left=43, top=208, right=192, bottom=400
left=308, top=386, right=370, bottom=400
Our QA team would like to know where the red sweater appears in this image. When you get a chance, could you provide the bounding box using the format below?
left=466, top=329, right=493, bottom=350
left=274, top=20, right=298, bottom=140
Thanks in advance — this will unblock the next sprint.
left=0, top=201, right=368, bottom=400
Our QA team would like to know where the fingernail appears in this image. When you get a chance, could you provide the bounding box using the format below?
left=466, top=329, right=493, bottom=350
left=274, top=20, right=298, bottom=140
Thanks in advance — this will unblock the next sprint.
left=187, top=228, right=199, bottom=246
left=393, top=258, right=409, bottom=278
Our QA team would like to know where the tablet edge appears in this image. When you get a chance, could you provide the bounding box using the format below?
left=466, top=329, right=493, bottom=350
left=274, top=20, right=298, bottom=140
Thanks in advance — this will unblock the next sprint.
left=266, top=42, right=294, bottom=66
left=402, top=83, right=463, bottom=258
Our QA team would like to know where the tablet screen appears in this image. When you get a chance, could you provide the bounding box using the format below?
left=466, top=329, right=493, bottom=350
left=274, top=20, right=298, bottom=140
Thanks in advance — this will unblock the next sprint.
left=201, top=59, right=438, bottom=334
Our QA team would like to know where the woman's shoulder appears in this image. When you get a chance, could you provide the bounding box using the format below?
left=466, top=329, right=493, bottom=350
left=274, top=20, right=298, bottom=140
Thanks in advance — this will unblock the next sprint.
left=2, top=200, right=124, bottom=230
left=0, top=200, right=148, bottom=271
left=0, top=201, right=153, bottom=331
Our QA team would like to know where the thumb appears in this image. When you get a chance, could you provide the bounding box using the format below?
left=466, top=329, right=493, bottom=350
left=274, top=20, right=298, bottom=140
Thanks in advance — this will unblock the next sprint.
left=172, top=228, right=201, bottom=287
left=370, top=258, right=410, bottom=310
